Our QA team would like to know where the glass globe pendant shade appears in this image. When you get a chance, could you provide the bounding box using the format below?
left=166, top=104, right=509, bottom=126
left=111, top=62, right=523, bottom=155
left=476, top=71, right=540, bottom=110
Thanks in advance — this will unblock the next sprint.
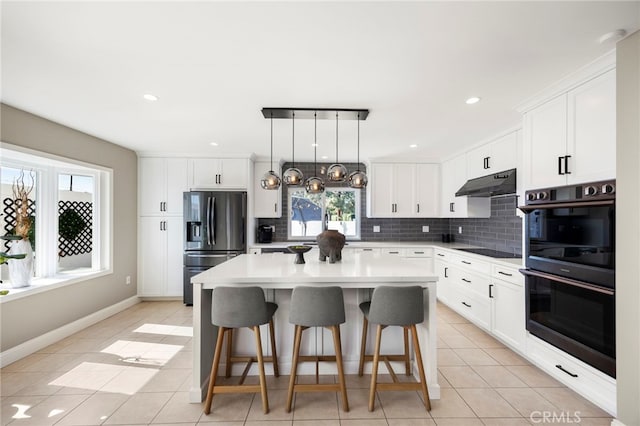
left=348, top=169, right=368, bottom=188
left=304, top=176, right=325, bottom=194
left=260, top=170, right=281, bottom=190
left=283, top=167, right=304, bottom=186
left=327, top=163, right=348, bottom=182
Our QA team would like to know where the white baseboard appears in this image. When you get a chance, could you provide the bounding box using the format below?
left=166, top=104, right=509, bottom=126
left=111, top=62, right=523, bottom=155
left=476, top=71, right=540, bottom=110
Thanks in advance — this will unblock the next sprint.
left=0, top=296, right=140, bottom=368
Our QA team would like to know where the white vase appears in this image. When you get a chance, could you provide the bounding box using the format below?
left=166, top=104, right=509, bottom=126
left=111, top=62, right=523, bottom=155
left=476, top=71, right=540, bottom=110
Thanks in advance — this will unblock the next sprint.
left=7, top=239, right=33, bottom=288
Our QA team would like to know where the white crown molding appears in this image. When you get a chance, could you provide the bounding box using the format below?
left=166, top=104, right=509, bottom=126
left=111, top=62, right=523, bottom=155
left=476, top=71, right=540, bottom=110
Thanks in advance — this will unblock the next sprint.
left=516, top=49, right=616, bottom=113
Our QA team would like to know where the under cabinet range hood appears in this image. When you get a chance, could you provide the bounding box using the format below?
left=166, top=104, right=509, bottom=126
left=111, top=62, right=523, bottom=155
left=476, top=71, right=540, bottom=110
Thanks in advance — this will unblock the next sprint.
left=455, top=168, right=517, bottom=197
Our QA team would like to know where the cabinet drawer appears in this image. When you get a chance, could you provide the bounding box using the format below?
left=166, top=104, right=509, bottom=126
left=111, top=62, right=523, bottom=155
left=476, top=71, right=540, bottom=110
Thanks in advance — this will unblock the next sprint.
left=405, top=247, right=433, bottom=257
left=451, top=284, right=490, bottom=330
left=526, top=335, right=616, bottom=415
left=492, top=264, right=523, bottom=285
left=451, top=267, right=490, bottom=299
left=454, top=255, right=491, bottom=274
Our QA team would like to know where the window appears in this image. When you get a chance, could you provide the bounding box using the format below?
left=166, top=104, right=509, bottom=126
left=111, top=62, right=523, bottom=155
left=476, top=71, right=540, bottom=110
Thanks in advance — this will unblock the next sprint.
left=0, top=144, right=112, bottom=289
left=288, top=188, right=360, bottom=240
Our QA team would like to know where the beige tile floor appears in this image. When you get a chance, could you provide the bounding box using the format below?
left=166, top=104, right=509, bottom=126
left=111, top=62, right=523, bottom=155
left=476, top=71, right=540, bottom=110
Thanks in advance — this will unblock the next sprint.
left=0, top=301, right=612, bottom=425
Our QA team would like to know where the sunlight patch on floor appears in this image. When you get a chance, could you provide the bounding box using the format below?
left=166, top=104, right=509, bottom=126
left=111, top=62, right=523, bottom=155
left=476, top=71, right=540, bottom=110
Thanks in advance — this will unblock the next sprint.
left=133, top=323, right=193, bottom=337
left=49, top=361, right=159, bottom=395
left=100, top=339, right=183, bottom=366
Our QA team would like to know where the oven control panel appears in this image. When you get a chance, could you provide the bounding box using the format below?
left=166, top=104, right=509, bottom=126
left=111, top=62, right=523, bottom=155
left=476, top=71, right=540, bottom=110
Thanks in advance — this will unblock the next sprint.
left=523, top=179, right=616, bottom=205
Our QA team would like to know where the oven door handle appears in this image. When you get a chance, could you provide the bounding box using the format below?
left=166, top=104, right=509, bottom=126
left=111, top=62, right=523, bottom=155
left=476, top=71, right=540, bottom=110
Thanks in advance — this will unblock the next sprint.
left=518, top=199, right=614, bottom=213
left=519, top=268, right=614, bottom=296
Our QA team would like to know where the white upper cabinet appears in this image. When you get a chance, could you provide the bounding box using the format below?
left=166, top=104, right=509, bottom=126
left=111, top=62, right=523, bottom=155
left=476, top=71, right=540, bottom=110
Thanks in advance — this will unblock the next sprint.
left=367, top=163, right=416, bottom=217
left=253, top=161, right=282, bottom=218
left=415, top=163, right=440, bottom=217
left=139, top=157, right=189, bottom=216
left=523, top=67, right=615, bottom=189
left=191, top=158, right=249, bottom=189
left=467, top=131, right=518, bottom=179
left=440, top=155, right=490, bottom=218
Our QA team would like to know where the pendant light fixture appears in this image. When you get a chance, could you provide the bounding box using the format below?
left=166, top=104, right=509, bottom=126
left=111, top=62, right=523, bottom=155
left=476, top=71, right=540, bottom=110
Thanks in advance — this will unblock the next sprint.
left=305, top=112, right=325, bottom=194
left=348, top=112, right=368, bottom=188
left=260, top=112, right=281, bottom=190
left=327, top=111, right=348, bottom=182
left=282, top=111, right=304, bottom=186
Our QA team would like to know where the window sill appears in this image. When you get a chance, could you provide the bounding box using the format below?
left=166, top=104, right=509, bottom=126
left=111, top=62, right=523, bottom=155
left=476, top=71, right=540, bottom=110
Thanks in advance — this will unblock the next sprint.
left=0, top=269, right=112, bottom=303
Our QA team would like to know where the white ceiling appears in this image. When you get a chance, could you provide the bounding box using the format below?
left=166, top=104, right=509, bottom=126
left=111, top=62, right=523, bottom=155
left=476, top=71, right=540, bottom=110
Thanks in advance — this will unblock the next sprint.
left=2, top=1, right=639, bottom=163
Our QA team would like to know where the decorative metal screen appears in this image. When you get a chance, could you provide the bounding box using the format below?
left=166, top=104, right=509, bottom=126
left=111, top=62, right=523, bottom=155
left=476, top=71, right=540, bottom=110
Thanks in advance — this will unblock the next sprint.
left=57, top=201, right=93, bottom=257
left=2, top=197, right=36, bottom=251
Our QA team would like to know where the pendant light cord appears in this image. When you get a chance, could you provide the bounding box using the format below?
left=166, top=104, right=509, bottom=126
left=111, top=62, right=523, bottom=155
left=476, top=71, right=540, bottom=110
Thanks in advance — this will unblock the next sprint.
left=314, top=111, right=318, bottom=176
left=270, top=112, right=274, bottom=171
left=335, top=112, right=339, bottom=163
left=292, top=111, right=295, bottom=168
left=357, top=112, right=360, bottom=171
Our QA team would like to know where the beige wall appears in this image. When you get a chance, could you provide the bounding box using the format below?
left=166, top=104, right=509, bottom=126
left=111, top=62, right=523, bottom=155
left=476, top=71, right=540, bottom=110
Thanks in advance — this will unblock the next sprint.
left=616, top=30, right=640, bottom=426
left=0, top=103, right=138, bottom=351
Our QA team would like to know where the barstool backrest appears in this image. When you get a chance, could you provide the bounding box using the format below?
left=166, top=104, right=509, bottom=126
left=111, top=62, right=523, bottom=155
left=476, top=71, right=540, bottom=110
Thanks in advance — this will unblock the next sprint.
left=289, top=286, right=346, bottom=327
left=368, top=286, right=424, bottom=326
left=211, top=286, right=270, bottom=328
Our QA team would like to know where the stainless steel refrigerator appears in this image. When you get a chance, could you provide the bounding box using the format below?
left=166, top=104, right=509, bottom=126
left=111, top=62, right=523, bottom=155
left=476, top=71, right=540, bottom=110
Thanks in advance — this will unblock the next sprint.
left=183, top=191, right=246, bottom=305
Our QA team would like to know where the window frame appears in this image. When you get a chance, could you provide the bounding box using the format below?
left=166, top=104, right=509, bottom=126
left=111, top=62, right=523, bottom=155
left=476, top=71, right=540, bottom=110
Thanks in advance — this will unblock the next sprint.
left=287, top=187, right=361, bottom=241
left=0, top=143, right=113, bottom=298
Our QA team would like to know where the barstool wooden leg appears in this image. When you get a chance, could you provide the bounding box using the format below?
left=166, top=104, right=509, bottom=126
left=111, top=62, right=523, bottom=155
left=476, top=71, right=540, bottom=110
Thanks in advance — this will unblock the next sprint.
left=269, top=319, right=279, bottom=377
left=403, top=327, right=411, bottom=375
left=225, top=328, right=233, bottom=378
left=204, top=326, right=227, bottom=415
left=286, top=324, right=303, bottom=412
left=410, top=324, right=431, bottom=411
left=358, top=316, right=368, bottom=376
left=368, top=324, right=383, bottom=411
left=331, top=325, right=349, bottom=412
left=253, top=325, right=269, bottom=414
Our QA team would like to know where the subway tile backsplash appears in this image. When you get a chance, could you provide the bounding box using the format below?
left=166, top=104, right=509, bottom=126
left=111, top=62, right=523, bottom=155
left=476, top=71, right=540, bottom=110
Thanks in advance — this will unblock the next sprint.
left=256, top=163, right=522, bottom=253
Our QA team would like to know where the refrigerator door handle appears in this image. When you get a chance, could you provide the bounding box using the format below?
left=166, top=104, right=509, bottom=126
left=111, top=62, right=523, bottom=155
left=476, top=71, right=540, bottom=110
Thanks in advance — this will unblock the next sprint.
left=207, top=196, right=216, bottom=246
left=186, top=254, right=231, bottom=258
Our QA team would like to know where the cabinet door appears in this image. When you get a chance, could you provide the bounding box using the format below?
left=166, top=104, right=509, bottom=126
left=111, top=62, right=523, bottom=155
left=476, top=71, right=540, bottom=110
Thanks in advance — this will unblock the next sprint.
left=415, top=163, right=439, bottom=217
left=218, top=158, right=248, bottom=189
left=447, top=155, right=468, bottom=217
left=434, top=259, right=452, bottom=303
left=392, top=164, right=416, bottom=216
left=466, top=145, right=492, bottom=179
left=491, top=278, right=525, bottom=351
left=191, top=159, right=221, bottom=189
left=488, top=131, right=518, bottom=173
left=440, top=157, right=458, bottom=217
left=139, top=217, right=167, bottom=296
left=139, top=158, right=167, bottom=216
left=253, top=161, right=281, bottom=218
left=524, top=94, right=568, bottom=188
left=367, top=163, right=394, bottom=217
left=567, top=69, right=616, bottom=184
left=165, top=217, right=184, bottom=296
left=166, top=158, right=189, bottom=215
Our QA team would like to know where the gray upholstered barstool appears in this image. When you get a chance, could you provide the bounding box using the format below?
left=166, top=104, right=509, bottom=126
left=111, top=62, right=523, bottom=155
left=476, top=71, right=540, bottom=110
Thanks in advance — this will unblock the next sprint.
left=358, top=285, right=431, bottom=412
left=204, top=286, right=279, bottom=415
left=286, top=286, right=349, bottom=412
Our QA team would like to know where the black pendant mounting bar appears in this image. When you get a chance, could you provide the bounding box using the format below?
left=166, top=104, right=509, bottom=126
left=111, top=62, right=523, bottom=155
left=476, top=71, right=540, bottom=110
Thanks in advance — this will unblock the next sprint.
left=261, top=108, right=369, bottom=120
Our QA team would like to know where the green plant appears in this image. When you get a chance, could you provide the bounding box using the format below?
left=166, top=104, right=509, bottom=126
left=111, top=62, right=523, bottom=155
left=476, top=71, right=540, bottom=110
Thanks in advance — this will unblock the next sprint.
left=59, top=209, right=86, bottom=241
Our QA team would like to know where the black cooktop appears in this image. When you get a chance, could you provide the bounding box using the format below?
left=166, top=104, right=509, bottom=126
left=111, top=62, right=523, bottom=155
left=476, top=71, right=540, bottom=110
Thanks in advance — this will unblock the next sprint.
left=455, top=247, right=522, bottom=259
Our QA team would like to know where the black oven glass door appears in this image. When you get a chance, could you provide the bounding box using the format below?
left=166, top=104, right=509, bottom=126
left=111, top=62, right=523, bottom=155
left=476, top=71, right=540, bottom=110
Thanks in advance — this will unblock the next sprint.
left=524, top=269, right=615, bottom=377
left=528, top=203, right=614, bottom=269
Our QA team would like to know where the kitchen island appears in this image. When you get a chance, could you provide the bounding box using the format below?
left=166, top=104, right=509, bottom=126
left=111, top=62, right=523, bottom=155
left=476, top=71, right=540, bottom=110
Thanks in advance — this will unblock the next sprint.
left=189, top=249, right=439, bottom=403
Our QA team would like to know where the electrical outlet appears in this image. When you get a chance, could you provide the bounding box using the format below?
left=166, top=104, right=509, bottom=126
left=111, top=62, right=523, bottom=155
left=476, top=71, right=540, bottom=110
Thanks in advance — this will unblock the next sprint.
left=422, top=226, right=429, bottom=233
left=270, top=225, right=275, bottom=233
left=125, top=275, right=131, bottom=285
left=373, top=225, right=381, bottom=233
left=458, top=226, right=463, bottom=234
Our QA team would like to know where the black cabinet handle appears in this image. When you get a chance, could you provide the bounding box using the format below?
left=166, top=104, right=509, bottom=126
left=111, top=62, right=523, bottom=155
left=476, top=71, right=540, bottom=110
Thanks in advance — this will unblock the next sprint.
left=558, top=156, right=564, bottom=175
left=462, top=260, right=471, bottom=265
left=437, top=253, right=445, bottom=257
left=498, top=271, right=513, bottom=277
left=389, top=251, right=400, bottom=254
left=462, top=278, right=471, bottom=283
left=486, top=156, right=490, bottom=169
left=417, top=203, right=420, bottom=213
left=444, top=267, right=448, bottom=278
left=274, top=203, right=277, bottom=212
left=462, top=302, right=471, bottom=308
left=363, top=248, right=373, bottom=252
left=450, top=202, right=454, bottom=212
left=489, top=284, right=494, bottom=298
left=564, top=155, right=571, bottom=174
left=556, top=364, right=578, bottom=378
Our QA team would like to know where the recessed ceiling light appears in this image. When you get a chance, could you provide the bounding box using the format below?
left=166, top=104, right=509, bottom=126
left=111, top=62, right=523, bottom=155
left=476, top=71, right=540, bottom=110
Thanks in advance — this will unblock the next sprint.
left=321, top=155, right=328, bottom=160
left=143, top=93, right=158, bottom=102
left=312, top=143, right=319, bottom=147
left=599, top=29, right=627, bottom=45
left=410, top=144, right=418, bottom=148
left=465, top=97, right=481, bottom=105
left=209, top=142, right=218, bottom=147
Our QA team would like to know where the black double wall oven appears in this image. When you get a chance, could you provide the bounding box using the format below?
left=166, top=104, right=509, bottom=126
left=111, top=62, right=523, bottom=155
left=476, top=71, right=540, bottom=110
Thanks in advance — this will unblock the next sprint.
left=519, top=180, right=615, bottom=378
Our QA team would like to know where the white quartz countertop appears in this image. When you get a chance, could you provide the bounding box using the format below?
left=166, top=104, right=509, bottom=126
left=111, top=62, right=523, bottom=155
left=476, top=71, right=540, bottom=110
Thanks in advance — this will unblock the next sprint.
left=191, top=250, right=438, bottom=288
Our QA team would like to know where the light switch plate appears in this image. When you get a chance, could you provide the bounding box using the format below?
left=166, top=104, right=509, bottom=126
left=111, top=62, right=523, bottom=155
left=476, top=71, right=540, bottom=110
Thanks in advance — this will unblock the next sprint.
left=422, top=226, right=429, bottom=233
left=373, top=225, right=381, bottom=233
left=458, top=226, right=463, bottom=234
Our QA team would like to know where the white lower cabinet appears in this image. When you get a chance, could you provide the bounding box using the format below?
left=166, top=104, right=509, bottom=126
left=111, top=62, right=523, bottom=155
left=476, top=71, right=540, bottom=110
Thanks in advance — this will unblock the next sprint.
left=139, top=216, right=183, bottom=297
left=490, top=264, right=525, bottom=351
